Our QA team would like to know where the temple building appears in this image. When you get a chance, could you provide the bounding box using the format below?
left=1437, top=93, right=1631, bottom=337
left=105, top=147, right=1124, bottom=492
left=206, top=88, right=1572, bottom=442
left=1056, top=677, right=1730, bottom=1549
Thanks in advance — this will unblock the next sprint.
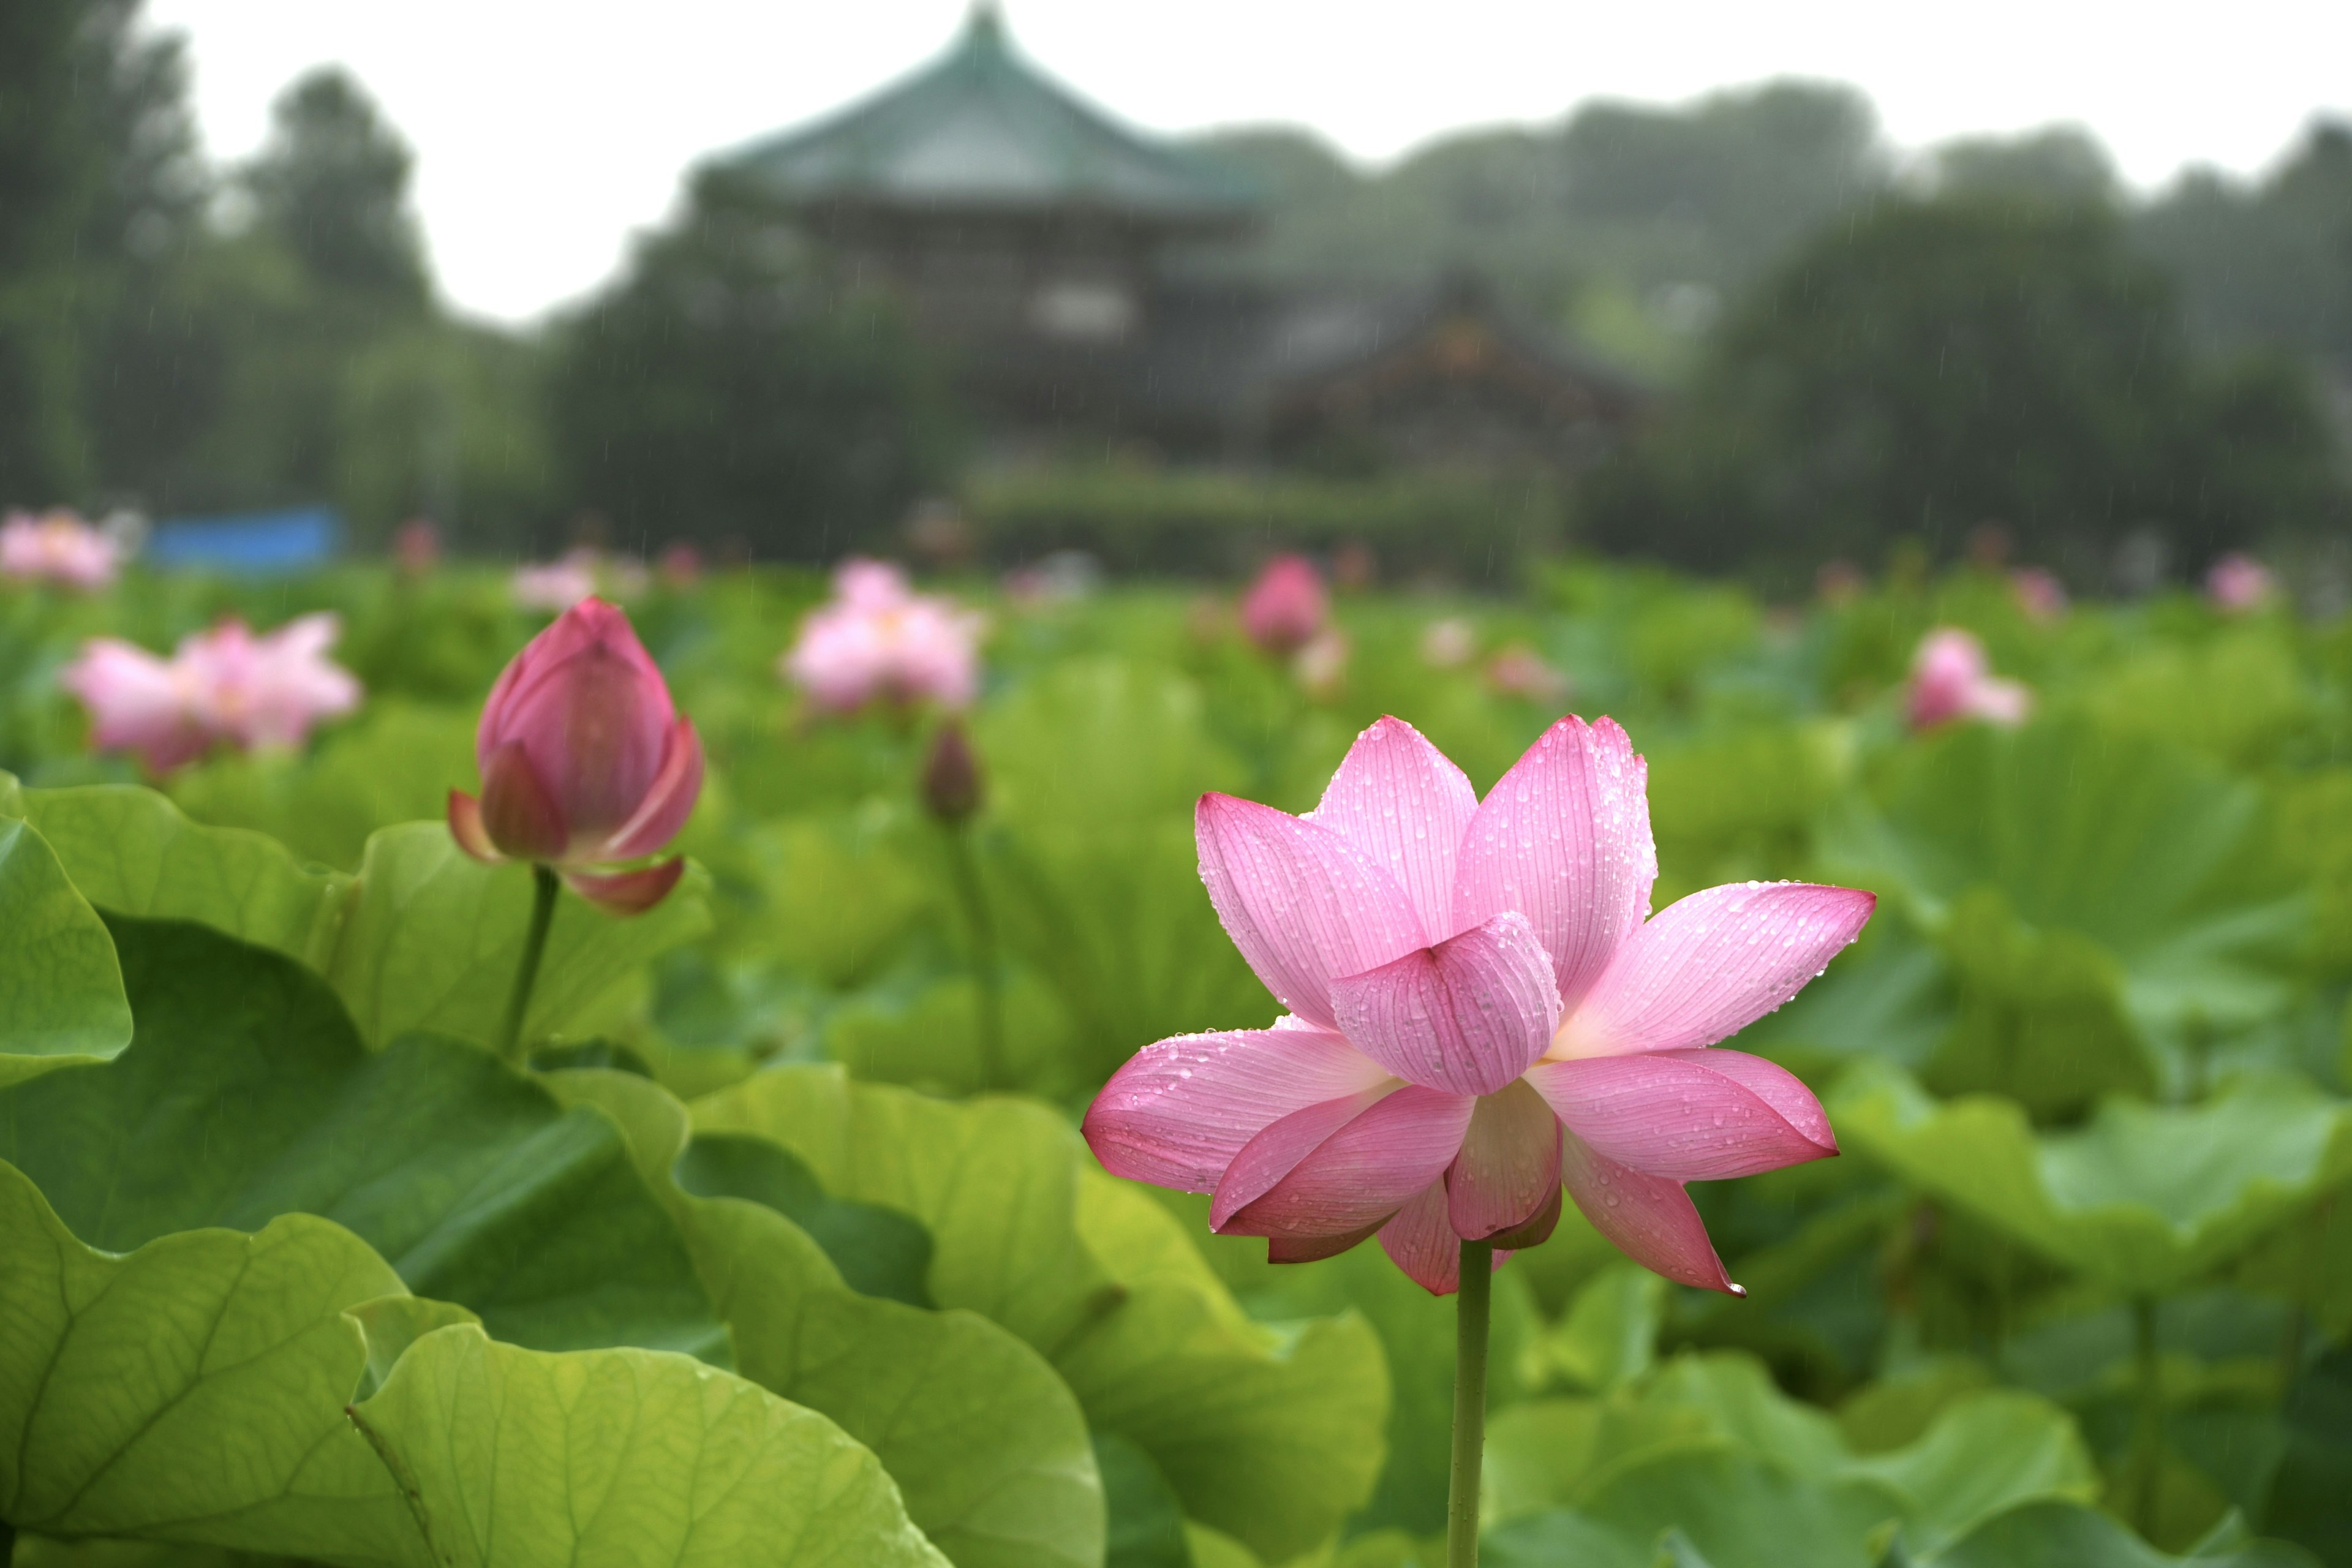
left=723, top=6, right=1641, bottom=472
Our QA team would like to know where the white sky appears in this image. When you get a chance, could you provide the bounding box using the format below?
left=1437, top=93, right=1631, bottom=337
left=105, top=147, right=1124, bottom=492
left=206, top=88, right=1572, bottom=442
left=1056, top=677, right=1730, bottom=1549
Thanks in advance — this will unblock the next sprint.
left=143, top=0, right=2352, bottom=328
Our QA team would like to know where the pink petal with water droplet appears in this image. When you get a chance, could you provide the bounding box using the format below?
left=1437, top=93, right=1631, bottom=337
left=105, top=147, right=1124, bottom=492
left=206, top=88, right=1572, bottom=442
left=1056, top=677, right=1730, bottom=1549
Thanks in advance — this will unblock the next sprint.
left=1560, top=1133, right=1737, bottom=1294
left=1446, top=1080, right=1563, bottom=1239
left=1452, top=715, right=1657, bottom=1011
left=1306, top=715, right=1479, bottom=939
left=1558, top=881, right=1874, bottom=1057
left=1084, top=1025, right=1392, bottom=1193
left=1218, top=1084, right=1473, bottom=1238
left=1378, top=1182, right=1513, bottom=1295
left=1329, top=911, right=1562, bottom=1096
left=1196, top=793, right=1429, bottom=1027
left=1526, top=1050, right=1835, bottom=1180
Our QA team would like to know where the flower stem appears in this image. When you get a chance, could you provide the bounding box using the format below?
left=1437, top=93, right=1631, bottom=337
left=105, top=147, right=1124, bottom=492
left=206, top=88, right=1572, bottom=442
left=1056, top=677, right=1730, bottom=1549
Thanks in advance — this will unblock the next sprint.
left=1448, top=1238, right=1494, bottom=1568
left=499, top=864, right=560, bottom=1065
left=942, top=822, right=1008, bottom=1091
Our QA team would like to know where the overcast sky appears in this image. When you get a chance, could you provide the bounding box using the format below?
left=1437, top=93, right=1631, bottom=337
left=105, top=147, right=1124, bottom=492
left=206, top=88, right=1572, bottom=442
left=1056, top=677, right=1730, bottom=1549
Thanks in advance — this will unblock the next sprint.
left=143, top=0, right=2352, bottom=327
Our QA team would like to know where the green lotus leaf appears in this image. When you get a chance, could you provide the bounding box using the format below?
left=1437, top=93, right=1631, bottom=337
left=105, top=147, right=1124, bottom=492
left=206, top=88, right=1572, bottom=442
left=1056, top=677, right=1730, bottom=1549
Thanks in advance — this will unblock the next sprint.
left=1925, top=1500, right=2318, bottom=1566
left=0, top=816, right=130, bottom=1074
left=1093, top=1433, right=1191, bottom=1568
left=1541, top=1262, right=1669, bottom=1393
left=0, top=1158, right=417, bottom=1562
left=547, top=1067, right=1103, bottom=1568
left=674, top=1129, right=935, bottom=1306
left=326, top=820, right=710, bottom=1049
left=9, top=781, right=349, bottom=964
left=346, top=1323, right=949, bottom=1568
left=692, top=1064, right=1391, bottom=1562
left=1832, top=1059, right=2352, bottom=1295
left=0, top=914, right=728, bottom=1360
left=1842, top=1391, right=2097, bottom=1555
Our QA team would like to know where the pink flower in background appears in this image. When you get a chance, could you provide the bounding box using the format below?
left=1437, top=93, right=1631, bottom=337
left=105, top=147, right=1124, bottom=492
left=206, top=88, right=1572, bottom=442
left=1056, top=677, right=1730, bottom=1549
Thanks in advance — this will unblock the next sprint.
left=783, top=557, right=985, bottom=713
left=1, top=509, right=119, bottom=589
left=1084, top=715, right=1871, bottom=1295
left=1907, top=628, right=2030, bottom=731
left=393, top=519, right=440, bottom=576
left=2205, top=554, right=2275, bottom=614
left=658, top=543, right=704, bottom=587
left=1294, top=627, right=1351, bottom=698
left=2010, top=568, right=2068, bottom=622
left=1240, top=554, right=1328, bottom=655
left=62, top=614, right=360, bottom=772
left=450, top=597, right=703, bottom=915
left=512, top=549, right=601, bottom=611
left=1485, top=644, right=1570, bottom=705
left=1421, top=617, right=1477, bottom=669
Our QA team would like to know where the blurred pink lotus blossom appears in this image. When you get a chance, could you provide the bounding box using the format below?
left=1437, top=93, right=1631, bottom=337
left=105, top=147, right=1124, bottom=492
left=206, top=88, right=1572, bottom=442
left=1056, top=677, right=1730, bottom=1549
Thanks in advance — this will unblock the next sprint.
left=1485, top=644, right=1570, bottom=705
left=1085, top=715, right=1872, bottom=1295
left=658, top=543, right=703, bottom=587
left=511, top=549, right=601, bottom=611
left=783, top=557, right=985, bottom=713
left=1294, top=627, right=1351, bottom=698
left=63, top=613, right=360, bottom=772
left=1420, top=617, right=1477, bottom=669
left=2010, top=568, right=2068, bottom=622
left=393, top=519, right=440, bottom=576
left=1907, top=628, right=2030, bottom=731
left=2205, top=554, right=2275, bottom=614
left=449, top=597, right=702, bottom=915
left=1240, top=554, right=1328, bottom=655
left=1, top=509, right=119, bottom=589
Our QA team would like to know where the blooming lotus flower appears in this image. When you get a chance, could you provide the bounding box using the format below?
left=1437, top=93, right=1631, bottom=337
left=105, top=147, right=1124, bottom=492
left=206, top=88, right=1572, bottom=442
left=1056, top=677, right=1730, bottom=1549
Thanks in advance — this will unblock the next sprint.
left=2010, top=568, right=2068, bottom=622
left=1294, top=627, right=1351, bottom=698
left=1, top=509, right=118, bottom=589
left=1907, top=628, right=2030, bottom=731
left=1421, top=617, right=1477, bottom=669
left=62, top=613, right=360, bottom=771
left=448, top=598, right=703, bottom=914
left=2205, top=554, right=2274, bottom=614
left=512, top=549, right=601, bottom=611
left=1241, top=555, right=1328, bottom=655
left=1084, top=716, right=1873, bottom=1295
left=783, top=558, right=984, bottom=713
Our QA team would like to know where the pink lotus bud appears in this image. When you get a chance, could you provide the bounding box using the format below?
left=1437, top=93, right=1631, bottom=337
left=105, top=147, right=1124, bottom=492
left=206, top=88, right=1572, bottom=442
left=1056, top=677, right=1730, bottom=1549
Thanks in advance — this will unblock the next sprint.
left=448, top=597, right=703, bottom=915
left=393, top=519, right=440, bottom=576
left=2204, top=554, right=2274, bottom=614
left=1907, top=627, right=2030, bottom=731
left=2, top=508, right=119, bottom=590
left=921, top=720, right=985, bottom=824
left=2010, top=568, right=2068, bottom=622
left=1241, top=555, right=1327, bottom=655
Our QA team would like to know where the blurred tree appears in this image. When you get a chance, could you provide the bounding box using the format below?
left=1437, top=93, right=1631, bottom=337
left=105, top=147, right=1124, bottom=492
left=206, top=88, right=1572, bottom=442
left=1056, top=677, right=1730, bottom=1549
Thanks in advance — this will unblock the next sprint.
left=243, top=67, right=429, bottom=306
left=548, top=173, right=957, bottom=559
left=1933, top=127, right=2119, bottom=208
left=1581, top=197, right=2343, bottom=578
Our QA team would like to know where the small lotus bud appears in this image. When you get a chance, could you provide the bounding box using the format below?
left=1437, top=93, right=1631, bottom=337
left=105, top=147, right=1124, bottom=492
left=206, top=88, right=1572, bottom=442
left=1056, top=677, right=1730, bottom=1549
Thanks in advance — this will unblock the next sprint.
left=922, top=720, right=984, bottom=824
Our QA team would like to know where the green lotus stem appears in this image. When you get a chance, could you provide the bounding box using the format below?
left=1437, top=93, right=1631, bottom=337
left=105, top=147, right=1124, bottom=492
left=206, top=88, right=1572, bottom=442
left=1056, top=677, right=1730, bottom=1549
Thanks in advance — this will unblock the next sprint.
left=1448, top=1239, right=1494, bottom=1568
left=2125, top=1295, right=2163, bottom=1537
left=942, top=823, right=1008, bottom=1092
left=498, top=864, right=561, bottom=1065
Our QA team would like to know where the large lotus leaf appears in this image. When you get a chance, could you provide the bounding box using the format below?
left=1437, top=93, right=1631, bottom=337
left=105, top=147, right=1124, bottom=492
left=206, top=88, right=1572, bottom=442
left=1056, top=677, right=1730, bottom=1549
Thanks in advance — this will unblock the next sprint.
left=0, top=1159, right=417, bottom=1562
left=1831, top=1060, right=2352, bottom=1295
left=674, top=1129, right=935, bottom=1306
left=10, top=781, right=349, bottom=963
left=1844, top=1391, right=2097, bottom=1554
left=0, top=914, right=728, bottom=1360
left=326, top=820, right=709, bottom=1048
left=692, top=1065, right=1392, bottom=1562
left=0, top=817, right=130, bottom=1076
left=2262, top=1345, right=2352, bottom=1566
left=1926, top=1501, right=2318, bottom=1566
left=549, top=1067, right=1106, bottom=1568
left=346, top=1324, right=949, bottom=1568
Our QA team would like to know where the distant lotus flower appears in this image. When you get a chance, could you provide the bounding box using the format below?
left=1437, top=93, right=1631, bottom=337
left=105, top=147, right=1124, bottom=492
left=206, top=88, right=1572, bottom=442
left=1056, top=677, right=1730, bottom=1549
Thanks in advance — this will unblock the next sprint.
left=1421, top=617, right=1477, bottom=669
left=393, top=518, right=440, bottom=576
left=511, top=549, right=601, bottom=611
left=2205, top=554, right=2275, bottom=614
left=783, top=557, right=984, bottom=714
left=1908, top=628, right=2030, bottom=731
left=1241, top=554, right=1328, bottom=655
left=449, top=597, right=703, bottom=915
left=2010, top=568, right=2068, bottom=622
left=1815, top=560, right=1866, bottom=605
left=1, top=509, right=119, bottom=589
left=62, top=613, right=360, bottom=772
left=1485, top=644, right=1570, bottom=705
left=1294, top=627, right=1351, bottom=699
left=658, top=543, right=703, bottom=587
left=1084, top=715, right=1872, bottom=1295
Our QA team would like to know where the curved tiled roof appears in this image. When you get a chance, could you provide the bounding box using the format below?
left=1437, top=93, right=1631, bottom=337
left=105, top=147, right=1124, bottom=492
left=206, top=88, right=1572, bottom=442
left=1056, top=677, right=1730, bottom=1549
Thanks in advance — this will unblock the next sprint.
left=726, top=6, right=1258, bottom=227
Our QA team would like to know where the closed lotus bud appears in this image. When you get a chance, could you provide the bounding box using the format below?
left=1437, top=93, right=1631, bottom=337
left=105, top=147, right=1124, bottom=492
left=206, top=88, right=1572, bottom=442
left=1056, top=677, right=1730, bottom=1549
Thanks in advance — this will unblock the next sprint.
left=921, top=719, right=984, bottom=824
left=1240, top=554, right=1327, bottom=655
left=448, top=597, right=704, bottom=914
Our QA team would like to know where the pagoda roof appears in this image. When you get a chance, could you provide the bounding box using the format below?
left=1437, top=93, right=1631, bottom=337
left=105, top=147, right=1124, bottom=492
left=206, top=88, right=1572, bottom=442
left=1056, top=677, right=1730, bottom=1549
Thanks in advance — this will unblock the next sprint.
left=725, top=6, right=1258, bottom=228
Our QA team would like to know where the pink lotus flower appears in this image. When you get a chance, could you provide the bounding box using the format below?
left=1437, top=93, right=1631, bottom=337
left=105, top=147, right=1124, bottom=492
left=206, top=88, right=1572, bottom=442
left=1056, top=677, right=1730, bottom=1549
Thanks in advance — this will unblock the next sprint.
left=2010, top=568, right=2068, bottom=622
left=393, top=519, right=440, bottom=576
left=512, top=549, right=601, bottom=611
left=449, top=598, right=703, bottom=914
left=1294, top=627, right=1351, bottom=699
left=1907, top=628, right=2030, bottom=731
left=1421, top=617, right=1477, bottom=669
left=1084, top=716, right=1872, bottom=1295
left=2205, top=554, right=2274, bottom=614
left=62, top=614, right=361, bottom=772
left=1, top=509, right=119, bottom=589
left=1241, top=555, right=1328, bottom=655
left=1485, top=644, right=1570, bottom=705
left=783, top=558, right=984, bottom=713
